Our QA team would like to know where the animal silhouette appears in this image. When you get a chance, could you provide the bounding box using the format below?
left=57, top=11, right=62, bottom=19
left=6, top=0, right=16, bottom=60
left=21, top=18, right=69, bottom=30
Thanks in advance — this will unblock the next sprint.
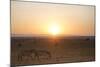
left=17, top=49, right=34, bottom=61
left=17, top=49, right=51, bottom=61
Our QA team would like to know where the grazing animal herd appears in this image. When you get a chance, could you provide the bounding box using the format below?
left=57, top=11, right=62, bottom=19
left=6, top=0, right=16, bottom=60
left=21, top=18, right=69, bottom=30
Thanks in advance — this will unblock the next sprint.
left=16, top=37, right=91, bottom=62
left=17, top=43, right=52, bottom=62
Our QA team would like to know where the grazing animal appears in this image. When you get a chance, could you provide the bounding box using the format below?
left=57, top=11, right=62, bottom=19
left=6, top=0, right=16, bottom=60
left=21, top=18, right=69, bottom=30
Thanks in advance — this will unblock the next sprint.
left=17, top=49, right=51, bottom=61
left=30, top=49, right=52, bottom=60
left=17, top=49, right=34, bottom=61
left=36, top=50, right=51, bottom=59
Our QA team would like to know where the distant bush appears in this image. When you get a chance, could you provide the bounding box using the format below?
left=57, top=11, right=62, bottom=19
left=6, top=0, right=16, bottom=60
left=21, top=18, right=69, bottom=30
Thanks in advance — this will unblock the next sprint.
left=85, top=38, right=90, bottom=41
left=18, top=43, right=22, bottom=47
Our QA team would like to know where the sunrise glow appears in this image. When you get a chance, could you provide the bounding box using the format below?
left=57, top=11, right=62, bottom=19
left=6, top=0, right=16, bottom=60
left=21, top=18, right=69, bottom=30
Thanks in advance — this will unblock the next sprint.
left=48, top=24, right=60, bottom=36
left=11, top=1, right=95, bottom=36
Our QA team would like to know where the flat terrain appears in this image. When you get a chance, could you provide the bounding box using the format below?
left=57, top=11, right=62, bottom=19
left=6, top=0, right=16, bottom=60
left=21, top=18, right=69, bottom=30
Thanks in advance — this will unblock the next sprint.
left=11, top=36, right=95, bottom=66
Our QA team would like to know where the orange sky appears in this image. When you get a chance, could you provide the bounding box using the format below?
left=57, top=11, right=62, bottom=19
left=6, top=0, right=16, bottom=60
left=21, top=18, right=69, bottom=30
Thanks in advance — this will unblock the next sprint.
left=11, top=1, right=95, bottom=36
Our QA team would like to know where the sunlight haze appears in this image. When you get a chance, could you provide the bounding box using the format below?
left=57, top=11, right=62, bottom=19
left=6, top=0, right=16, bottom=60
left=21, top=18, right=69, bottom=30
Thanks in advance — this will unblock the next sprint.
left=11, top=1, right=95, bottom=37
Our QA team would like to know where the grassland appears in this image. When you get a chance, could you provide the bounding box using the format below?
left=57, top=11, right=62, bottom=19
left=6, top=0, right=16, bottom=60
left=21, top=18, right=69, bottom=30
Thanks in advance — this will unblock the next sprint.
left=11, top=36, right=95, bottom=66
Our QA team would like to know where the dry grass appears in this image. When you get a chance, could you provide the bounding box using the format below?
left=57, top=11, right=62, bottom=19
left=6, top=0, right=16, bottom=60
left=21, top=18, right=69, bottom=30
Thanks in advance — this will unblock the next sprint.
left=11, top=36, right=95, bottom=66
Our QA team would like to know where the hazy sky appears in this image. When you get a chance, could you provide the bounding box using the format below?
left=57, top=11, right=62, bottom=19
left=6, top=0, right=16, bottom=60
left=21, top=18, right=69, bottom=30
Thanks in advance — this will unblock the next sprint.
left=11, top=1, right=95, bottom=36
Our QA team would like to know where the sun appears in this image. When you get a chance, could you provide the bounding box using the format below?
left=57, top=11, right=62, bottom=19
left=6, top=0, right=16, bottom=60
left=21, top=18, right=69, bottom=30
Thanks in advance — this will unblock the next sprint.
left=49, top=24, right=60, bottom=36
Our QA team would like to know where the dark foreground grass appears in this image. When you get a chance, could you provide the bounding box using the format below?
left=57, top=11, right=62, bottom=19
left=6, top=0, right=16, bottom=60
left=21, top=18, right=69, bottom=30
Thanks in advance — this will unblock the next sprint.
left=11, top=36, right=95, bottom=66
